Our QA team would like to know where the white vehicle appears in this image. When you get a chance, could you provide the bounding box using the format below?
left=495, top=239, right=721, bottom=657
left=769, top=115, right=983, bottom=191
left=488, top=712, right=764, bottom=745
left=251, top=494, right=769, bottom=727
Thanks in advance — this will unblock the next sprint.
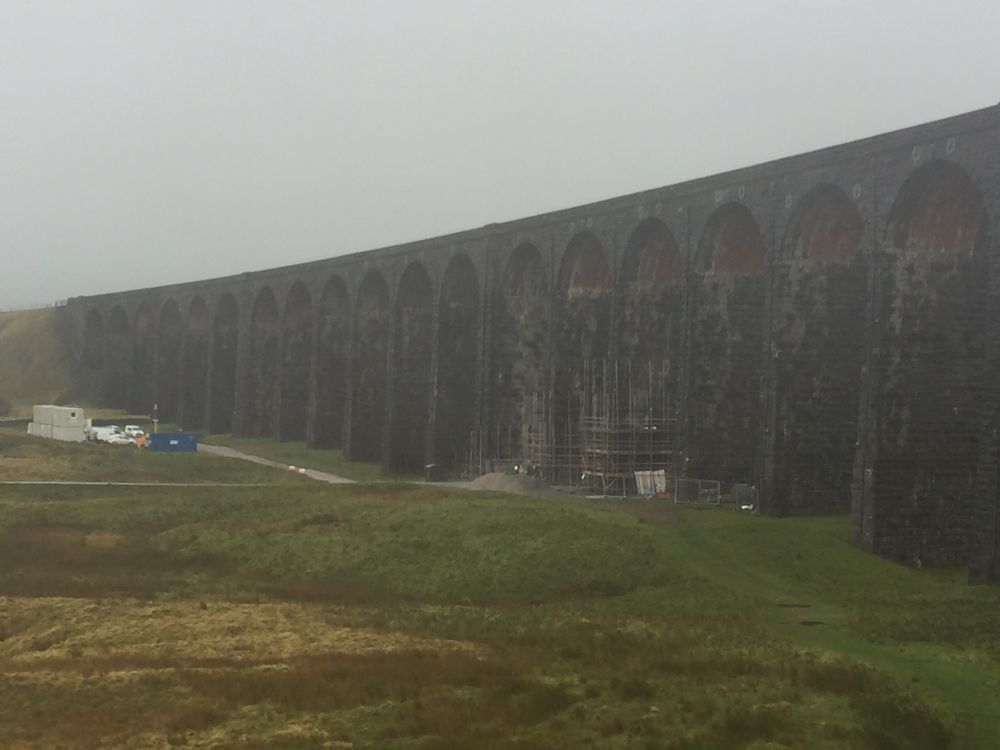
left=105, top=433, right=135, bottom=446
left=123, top=425, right=145, bottom=439
left=90, top=425, right=125, bottom=444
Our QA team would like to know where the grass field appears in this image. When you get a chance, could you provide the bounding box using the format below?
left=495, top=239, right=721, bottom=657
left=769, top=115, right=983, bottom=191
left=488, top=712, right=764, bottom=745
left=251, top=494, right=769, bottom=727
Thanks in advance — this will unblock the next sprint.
left=201, top=434, right=396, bottom=482
left=0, top=308, right=74, bottom=417
left=1, top=430, right=999, bottom=748
left=0, top=428, right=306, bottom=485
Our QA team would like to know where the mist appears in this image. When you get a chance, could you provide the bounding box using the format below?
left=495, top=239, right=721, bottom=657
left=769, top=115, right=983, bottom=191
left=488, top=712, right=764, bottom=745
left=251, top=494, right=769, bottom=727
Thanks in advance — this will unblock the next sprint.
left=2, top=0, right=997, bottom=308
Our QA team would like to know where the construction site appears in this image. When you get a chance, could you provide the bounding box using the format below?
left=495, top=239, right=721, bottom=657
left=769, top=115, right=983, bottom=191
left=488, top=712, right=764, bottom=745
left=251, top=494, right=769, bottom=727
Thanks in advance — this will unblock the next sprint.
left=466, top=359, right=689, bottom=500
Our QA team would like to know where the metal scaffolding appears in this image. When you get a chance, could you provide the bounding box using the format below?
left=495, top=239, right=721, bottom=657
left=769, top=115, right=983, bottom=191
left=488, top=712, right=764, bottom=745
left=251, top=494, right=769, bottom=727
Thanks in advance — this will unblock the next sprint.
left=469, top=359, right=675, bottom=496
left=577, top=359, right=674, bottom=496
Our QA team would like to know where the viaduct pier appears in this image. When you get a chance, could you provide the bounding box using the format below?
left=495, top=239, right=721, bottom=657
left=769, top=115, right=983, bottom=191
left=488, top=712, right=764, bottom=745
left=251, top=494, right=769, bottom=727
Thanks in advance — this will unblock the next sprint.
left=63, top=106, right=1000, bottom=580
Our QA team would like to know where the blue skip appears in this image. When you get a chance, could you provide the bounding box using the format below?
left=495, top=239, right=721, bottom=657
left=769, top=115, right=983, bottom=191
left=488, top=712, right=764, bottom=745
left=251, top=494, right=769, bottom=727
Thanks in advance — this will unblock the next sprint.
left=147, top=432, right=198, bottom=453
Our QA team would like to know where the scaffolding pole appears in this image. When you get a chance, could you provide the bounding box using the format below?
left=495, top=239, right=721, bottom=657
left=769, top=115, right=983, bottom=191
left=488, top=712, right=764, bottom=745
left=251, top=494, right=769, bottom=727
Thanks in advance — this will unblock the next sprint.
left=469, top=358, right=675, bottom=496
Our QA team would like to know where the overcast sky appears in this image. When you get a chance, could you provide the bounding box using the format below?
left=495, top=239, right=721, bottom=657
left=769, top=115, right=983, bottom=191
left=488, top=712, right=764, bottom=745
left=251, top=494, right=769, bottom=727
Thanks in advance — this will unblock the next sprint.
left=1, top=0, right=997, bottom=308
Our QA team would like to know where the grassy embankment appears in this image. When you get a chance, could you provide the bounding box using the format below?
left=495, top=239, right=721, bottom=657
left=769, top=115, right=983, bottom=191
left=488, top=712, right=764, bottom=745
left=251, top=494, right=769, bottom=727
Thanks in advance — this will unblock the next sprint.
left=201, top=433, right=396, bottom=482
left=0, top=308, right=74, bottom=417
left=0, top=428, right=306, bottom=484
left=1, top=429, right=999, bottom=748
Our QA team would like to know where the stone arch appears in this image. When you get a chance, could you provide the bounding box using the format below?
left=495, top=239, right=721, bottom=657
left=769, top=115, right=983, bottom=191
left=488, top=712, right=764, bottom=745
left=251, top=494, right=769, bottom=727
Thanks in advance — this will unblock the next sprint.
left=313, top=275, right=350, bottom=448
left=771, top=185, right=866, bottom=514
left=558, top=231, right=611, bottom=291
left=506, top=243, right=548, bottom=298
left=105, top=306, right=130, bottom=409
left=244, top=287, right=280, bottom=437
left=888, top=160, right=983, bottom=256
left=156, top=300, right=184, bottom=421
left=620, top=220, right=682, bottom=363
left=278, top=282, right=314, bottom=441
left=784, top=185, right=865, bottom=265
left=129, top=303, right=155, bottom=414
left=869, top=160, right=987, bottom=564
left=180, top=297, right=210, bottom=430
left=619, top=218, right=682, bottom=288
left=435, top=254, right=480, bottom=469
left=687, top=203, right=766, bottom=483
left=209, top=294, right=239, bottom=433
left=350, top=270, right=389, bottom=462
left=614, top=218, right=684, bottom=477
left=389, top=261, right=434, bottom=473
left=553, top=232, right=611, bottom=482
left=695, top=202, right=765, bottom=274
left=492, top=243, right=549, bottom=462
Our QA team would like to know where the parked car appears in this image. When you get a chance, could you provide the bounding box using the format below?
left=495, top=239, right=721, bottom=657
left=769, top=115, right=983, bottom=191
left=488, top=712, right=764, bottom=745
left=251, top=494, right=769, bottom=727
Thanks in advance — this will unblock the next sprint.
left=105, top=433, right=135, bottom=446
left=90, top=425, right=125, bottom=443
left=123, top=425, right=145, bottom=439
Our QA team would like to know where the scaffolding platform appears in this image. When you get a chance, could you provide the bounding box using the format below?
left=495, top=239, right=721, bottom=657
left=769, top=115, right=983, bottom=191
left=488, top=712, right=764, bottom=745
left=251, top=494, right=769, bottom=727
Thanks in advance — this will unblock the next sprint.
left=469, top=359, right=675, bottom=497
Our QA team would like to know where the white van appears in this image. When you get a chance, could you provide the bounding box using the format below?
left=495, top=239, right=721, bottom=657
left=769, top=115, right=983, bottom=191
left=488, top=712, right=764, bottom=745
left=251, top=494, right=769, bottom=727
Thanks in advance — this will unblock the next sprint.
left=90, top=425, right=125, bottom=444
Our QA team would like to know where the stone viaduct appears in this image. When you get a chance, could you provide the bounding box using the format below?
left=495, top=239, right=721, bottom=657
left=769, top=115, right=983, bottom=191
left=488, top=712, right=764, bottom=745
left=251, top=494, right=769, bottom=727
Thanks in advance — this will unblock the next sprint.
left=63, top=106, right=1000, bottom=581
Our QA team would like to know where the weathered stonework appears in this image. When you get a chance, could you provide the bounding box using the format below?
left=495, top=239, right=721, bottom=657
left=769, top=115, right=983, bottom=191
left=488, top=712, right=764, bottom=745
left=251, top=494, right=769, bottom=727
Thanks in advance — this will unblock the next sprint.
left=490, top=242, right=550, bottom=464
left=62, top=105, right=1000, bottom=580
left=767, top=185, right=868, bottom=515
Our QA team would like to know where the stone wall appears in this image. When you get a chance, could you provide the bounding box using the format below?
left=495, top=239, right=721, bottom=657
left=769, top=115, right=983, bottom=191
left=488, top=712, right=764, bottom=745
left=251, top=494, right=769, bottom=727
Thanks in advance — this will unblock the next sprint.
left=63, top=105, right=1000, bottom=580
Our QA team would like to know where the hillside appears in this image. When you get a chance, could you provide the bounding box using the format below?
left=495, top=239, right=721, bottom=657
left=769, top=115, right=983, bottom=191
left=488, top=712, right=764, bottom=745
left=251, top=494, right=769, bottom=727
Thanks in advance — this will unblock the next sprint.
left=1, top=429, right=999, bottom=748
left=0, top=307, right=75, bottom=417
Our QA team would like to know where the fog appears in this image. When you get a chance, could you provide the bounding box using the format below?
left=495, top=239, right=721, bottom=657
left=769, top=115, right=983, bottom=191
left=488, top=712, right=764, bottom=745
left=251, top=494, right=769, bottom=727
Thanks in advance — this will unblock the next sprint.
left=2, top=0, right=997, bottom=308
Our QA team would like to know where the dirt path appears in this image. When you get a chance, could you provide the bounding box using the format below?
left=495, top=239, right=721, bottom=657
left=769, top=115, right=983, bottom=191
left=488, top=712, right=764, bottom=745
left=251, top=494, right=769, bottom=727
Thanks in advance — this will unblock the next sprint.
left=198, top=443, right=355, bottom=484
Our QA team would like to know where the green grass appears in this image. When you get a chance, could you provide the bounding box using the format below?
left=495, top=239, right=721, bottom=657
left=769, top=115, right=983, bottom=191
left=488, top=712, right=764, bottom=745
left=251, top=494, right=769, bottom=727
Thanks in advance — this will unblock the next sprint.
left=202, top=433, right=396, bottom=482
left=0, top=308, right=74, bottom=417
left=636, top=506, right=1000, bottom=748
left=0, top=427, right=305, bottom=484
left=1, top=436, right=999, bottom=747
